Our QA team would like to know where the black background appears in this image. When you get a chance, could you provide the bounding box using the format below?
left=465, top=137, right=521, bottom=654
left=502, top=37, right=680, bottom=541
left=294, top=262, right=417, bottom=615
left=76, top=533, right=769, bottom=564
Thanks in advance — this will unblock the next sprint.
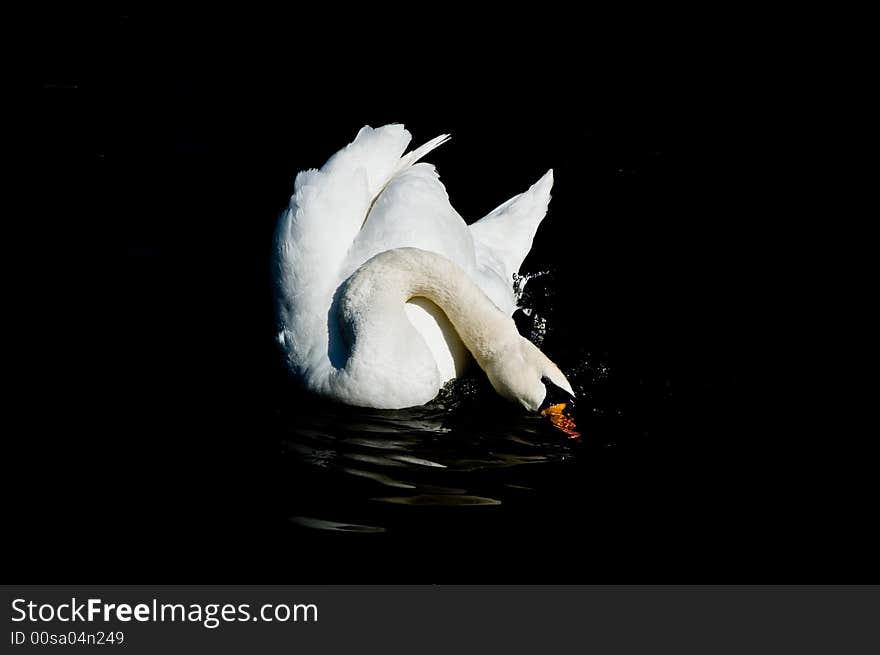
left=16, top=10, right=870, bottom=582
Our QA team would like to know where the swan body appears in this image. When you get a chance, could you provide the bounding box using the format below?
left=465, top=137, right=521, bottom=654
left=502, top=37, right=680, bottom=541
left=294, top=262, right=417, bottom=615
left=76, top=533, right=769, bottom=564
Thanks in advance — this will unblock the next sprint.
left=273, top=124, right=573, bottom=410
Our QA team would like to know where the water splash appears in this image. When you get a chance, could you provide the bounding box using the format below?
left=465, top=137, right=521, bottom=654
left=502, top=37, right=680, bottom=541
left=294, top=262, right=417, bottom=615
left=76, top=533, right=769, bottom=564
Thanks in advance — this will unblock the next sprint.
left=513, top=270, right=549, bottom=304
left=514, top=270, right=550, bottom=346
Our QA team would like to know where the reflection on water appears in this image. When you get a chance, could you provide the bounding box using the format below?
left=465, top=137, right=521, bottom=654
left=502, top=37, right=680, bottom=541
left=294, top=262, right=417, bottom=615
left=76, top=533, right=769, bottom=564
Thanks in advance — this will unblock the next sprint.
left=290, top=516, right=387, bottom=533
left=277, top=378, right=586, bottom=534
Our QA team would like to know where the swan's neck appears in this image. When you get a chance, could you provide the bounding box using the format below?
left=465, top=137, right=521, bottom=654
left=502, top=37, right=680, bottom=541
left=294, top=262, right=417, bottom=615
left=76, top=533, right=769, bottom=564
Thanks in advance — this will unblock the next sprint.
left=334, top=246, right=572, bottom=410
left=339, top=248, right=518, bottom=371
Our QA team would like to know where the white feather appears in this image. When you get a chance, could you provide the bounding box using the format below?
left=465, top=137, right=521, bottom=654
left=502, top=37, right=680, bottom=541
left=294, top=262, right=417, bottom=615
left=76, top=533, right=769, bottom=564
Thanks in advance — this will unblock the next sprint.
left=273, top=124, right=560, bottom=406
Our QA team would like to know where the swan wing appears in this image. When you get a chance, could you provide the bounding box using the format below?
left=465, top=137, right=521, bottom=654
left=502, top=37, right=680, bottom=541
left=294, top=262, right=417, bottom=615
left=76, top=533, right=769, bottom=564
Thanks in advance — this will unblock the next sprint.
left=469, top=169, right=554, bottom=310
left=275, top=124, right=421, bottom=376
left=344, top=161, right=477, bottom=278
left=276, top=124, right=412, bottom=294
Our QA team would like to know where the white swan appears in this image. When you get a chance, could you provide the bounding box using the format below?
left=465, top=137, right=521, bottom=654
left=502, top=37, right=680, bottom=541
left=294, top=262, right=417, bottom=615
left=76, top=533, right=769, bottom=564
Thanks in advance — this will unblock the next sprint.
left=273, top=124, right=573, bottom=411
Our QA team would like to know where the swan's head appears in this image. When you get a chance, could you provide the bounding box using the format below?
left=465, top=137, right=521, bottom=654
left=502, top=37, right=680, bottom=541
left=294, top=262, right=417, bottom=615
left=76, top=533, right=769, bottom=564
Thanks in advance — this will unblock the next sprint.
left=483, top=338, right=575, bottom=412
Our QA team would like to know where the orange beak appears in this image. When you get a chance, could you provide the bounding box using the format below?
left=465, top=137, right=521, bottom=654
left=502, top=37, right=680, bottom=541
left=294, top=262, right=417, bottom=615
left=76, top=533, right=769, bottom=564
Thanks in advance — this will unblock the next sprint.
left=540, top=402, right=581, bottom=439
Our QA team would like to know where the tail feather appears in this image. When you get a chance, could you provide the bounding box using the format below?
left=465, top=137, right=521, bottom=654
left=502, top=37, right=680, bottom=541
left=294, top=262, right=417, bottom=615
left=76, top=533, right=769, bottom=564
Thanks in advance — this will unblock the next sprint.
left=395, top=133, right=451, bottom=173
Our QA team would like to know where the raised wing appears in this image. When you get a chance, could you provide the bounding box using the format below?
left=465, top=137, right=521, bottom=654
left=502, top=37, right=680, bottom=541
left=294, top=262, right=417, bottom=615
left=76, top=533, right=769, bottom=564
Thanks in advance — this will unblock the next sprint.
left=343, top=161, right=477, bottom=280
left=469, top=169, right=554, bottom=310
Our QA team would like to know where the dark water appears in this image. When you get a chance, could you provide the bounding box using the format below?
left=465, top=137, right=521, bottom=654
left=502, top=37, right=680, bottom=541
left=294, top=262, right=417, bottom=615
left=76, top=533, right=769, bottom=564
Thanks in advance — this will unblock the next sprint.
left=282, top=397, right=572, bottom=532
left=281, top=376, right=593, bottom=528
